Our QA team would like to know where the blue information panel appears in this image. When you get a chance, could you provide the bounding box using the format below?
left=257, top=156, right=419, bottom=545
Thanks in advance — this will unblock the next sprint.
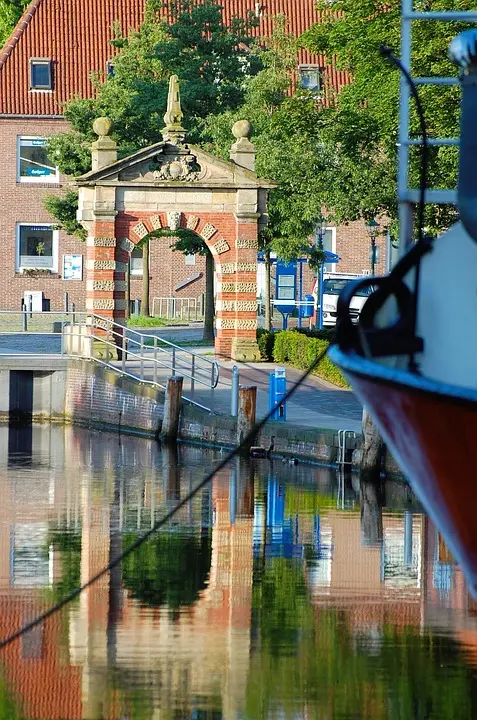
left=275, top=261, right=297, bottom=314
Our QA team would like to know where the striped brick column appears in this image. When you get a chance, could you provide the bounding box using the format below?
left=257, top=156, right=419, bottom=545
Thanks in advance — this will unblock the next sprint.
left=215, top=217, right=260, bottom=361
left=86, top=222, right=127, bottom=321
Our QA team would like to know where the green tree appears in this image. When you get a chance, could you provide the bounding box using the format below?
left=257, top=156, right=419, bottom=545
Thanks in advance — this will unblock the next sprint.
left=0, top=0, right=27, bottom=48
left=45, top=0, right=260, bottom=330
left=300, top=0, right=472, bottom=233
left=204, top=19, right=329, bottom=326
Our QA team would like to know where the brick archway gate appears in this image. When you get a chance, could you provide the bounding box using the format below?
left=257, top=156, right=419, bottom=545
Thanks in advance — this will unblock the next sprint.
left=76, top=85, right=275, bottom=360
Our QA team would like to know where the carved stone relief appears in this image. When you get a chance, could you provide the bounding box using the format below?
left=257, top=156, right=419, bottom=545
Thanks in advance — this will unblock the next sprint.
left=132, top=222, right=149, bottom=240
left=93, top=237, right=116, bottom=247
left=150, top=215, right=163, bottom=230
left=200, top=223, right=218, bottom=242
left=212, top=238, right=230, bottom=255
left=236, top=238, right=259, bottom=250
left=186, top=215, right=200, bottom=231
left=151, top=153, right=202, bottom=182
left=119, top=238, right=135, bottom=253
left=167, top=211, right=182, bottom=231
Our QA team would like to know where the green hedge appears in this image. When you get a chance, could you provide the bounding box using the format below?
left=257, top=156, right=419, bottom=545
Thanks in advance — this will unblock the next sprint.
left=257, top=329, right=349, bottom=388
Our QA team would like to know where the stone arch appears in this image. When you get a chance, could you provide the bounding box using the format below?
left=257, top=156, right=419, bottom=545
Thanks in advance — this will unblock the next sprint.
left=78, top=78, right=275, bottom=360
left=111, top=211, right=260, bottom=359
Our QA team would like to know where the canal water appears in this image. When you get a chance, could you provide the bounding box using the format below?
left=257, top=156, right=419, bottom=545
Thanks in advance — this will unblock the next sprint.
left=0, top=425, right=475, bottom=719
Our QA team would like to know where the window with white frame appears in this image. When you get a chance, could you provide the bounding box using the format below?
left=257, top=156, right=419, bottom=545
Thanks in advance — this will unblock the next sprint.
left=130, top=245, right=144, bottom=275
left=17, top=137, right=59, bottom=183
left=16, top=224, right=58, bottom=273
left=299, top=65, right=322, bottom=95
left=29, top=58, right=53, bottom=90
left=315, top=227, right=337, bottom=271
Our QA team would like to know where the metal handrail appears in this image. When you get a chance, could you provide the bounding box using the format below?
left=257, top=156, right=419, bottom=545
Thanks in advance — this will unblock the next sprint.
left=0, top=311, right=219, bottom=406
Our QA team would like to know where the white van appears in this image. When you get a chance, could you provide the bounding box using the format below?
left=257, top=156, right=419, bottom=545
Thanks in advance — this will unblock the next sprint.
left=313, top=273, right=375, bottom=327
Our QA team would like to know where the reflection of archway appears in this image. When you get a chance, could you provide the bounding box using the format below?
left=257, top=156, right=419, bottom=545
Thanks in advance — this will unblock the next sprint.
left=76, top=79, right=275, bottom=360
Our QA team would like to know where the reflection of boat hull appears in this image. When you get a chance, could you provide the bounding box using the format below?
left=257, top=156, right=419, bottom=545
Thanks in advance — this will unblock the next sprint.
left=329, top=346, right=477, bottom=595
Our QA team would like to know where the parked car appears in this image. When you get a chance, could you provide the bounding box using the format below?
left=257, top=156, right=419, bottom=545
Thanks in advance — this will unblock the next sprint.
left=312, top=273, right=375, bottom=327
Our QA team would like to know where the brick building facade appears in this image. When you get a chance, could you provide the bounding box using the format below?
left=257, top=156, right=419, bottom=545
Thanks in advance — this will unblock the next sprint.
left=0, top=0, right=385, bottom=315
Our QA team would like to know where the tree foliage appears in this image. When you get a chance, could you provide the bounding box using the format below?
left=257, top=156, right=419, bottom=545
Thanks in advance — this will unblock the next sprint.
left=0, top=0, right=27, bottom=49
left=47, top=0, right=260, bottom=177
left=204, top=18, right=329, bottom=261
left=301, top=0, right=474, bottom=232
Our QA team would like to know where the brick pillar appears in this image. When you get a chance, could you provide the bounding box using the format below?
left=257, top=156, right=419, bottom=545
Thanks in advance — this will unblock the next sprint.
left=228, top=214, right=260, bottom=362
left=83, top=118, right=127, bottom=347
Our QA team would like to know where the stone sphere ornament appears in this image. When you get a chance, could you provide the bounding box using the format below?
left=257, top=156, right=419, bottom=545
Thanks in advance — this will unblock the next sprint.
left=232, top=120, right=252, bottom=140
left=93, top=117, right=113, bottom=137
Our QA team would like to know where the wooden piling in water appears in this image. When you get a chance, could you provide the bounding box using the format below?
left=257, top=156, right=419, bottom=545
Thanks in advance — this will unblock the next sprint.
left=236, top=385, right=257, bottom=451
left=160, top=376, right=183, bottom=441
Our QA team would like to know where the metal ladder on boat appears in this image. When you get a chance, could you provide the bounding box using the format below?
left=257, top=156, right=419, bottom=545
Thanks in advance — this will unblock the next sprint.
left=398, top=1, right=477, bottom=248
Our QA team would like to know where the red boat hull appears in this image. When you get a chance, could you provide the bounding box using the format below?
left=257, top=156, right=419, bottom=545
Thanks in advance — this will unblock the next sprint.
left=329, top=348, right=477, bottom=595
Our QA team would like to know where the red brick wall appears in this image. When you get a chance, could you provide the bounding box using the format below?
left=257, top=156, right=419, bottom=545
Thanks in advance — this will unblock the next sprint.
left=129, top=237, right=207, bottom=310
left=0, top=118, right=87, bottom=311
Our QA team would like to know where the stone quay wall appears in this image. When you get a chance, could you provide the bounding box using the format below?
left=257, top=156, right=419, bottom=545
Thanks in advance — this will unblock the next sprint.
left=62, top=360, right=402, bottom=476
left=0, top=358, right=401, bottom=475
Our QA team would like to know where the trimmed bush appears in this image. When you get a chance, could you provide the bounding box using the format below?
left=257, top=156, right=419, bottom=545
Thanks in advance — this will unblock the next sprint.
left=257, top=328, right=276, bottom=361
left=272, top=329, right=348, bottom=388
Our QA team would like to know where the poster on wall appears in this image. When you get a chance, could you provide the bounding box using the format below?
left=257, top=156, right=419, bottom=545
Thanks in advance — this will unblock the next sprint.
left=63, top=254, right=83, bottom=280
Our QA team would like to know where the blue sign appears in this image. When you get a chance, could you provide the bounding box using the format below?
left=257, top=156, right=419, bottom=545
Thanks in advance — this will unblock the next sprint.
left=324, top=251, right=340, bottom=264
left=275, top=261, right=296, bottom=315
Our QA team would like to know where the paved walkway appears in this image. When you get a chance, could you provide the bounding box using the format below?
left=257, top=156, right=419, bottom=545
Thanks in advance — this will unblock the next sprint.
left=0, top=327, right=363, bottom=434
left=121, top=346, right=363, bottom=433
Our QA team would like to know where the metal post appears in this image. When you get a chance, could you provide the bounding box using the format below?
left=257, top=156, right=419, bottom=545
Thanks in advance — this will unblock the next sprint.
left=371, top=236, right=376, bottom=275
left=319, top=262, right=324, bottom=331
left=153, top=337, right=158, bottom=385
left=71, top=302, right=75, bottom=324
left=28, top=295, right=33, bottom=319
left=172, top=347, right=176, bottom=376
left=22, top=307, right=27, bottom=332
left=140, top=336, right=144, bottom=380
left=190, top=354, right=195, bottom=393
left=121, top=333, right=126, bottom=374
left=231, top=365, right=239, bottom=416
left=105, top=327, right=110, bottom=364
left=298, top=259, right=303, bottom=329
left=399, top=0, right=413, bottom=250
left=64, top=292, right=69, bottom=313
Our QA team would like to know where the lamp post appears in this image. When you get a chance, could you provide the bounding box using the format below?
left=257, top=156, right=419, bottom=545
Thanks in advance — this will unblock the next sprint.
left=315, top=214, right=326, bottom=330
left=365, top=219, right=380, bottom=275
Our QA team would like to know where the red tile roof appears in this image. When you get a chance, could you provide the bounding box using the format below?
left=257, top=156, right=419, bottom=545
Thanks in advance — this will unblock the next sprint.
left=0, top=0, right=145, bottom=116
left=0, top=0, right=347, bottom=117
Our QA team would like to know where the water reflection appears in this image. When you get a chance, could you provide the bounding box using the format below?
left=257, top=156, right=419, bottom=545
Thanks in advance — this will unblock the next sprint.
left=0, top=425, right=475, bottom=718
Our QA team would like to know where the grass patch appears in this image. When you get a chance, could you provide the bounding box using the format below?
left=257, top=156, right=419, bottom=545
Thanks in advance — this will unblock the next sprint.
left=127, top=315, right=168, bottom=328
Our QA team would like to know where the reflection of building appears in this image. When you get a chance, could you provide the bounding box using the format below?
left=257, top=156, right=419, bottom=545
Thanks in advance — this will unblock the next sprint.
left=3, top=428, right=477, bottom=717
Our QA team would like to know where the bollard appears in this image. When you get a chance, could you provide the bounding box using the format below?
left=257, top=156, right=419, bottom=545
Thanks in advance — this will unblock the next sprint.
left=236, top=385, right=257, bottom=450
left=64, top=292, right=69, bottom=313
left=231, top=365, right=240, bottom=416
left=71, top=302, right=76, bottom=324
left=160, top=376, right=184, bottom=441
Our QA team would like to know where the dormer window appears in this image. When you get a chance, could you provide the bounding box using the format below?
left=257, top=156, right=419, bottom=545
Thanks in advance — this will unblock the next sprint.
left=106, top=60, right=115, bottom=78
left=30, top=59, right=52, bottom=90
left=299, top=65, right=322, bottom=95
